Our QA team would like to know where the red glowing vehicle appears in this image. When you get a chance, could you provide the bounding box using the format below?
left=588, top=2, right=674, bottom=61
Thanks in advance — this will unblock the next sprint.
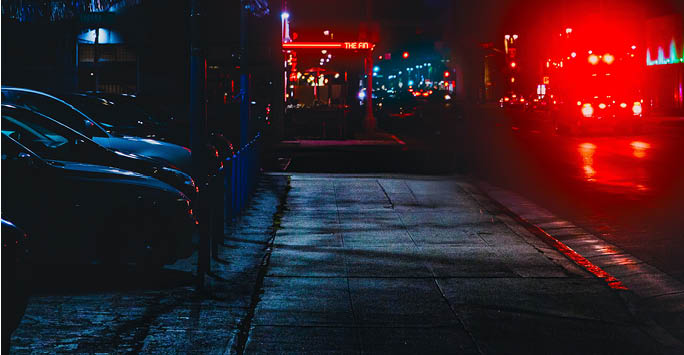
left=544, top=24, right=645, bottom=135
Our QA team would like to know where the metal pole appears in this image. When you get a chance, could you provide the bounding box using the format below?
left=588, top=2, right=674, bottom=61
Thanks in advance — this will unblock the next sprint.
left=240, top=1, right=250, bottom=147
left=94, top=27, right=99, bottom=91
left=364, top=52, right=375, bottom=133
left=189, top=0, right=210, bottom=289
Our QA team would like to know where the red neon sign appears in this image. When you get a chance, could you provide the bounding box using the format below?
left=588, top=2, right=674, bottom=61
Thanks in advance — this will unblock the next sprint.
left=344, top=42, right=370, bottom=49
left=282, top=42, right=372, bottom=50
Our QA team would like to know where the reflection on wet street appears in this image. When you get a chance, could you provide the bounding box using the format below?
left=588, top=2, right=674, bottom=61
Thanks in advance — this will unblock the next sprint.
left=446, top=106, right=684, bottom=281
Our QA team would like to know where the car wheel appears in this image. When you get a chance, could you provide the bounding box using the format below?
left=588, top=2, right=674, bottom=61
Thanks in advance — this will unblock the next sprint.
left=132, top=221, right=170, bottom=273
left=97, top=218, right=168, bottom=272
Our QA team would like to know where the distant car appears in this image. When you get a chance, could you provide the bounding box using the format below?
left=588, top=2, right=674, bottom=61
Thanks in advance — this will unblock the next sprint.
left=499, top=94, right=528, bottom=109
left=2, top=87, right=193, bottom=175
left=553, top=95, right=644, bottom=135
left=528, top=96, right=555, bottom=112
left=1, top=135, right=196, bottom=268
left=1, top=104, right=197, bottom=200
left=2, top=219, right=31, bottom=340
left=379, top=92, right=422, bottom=120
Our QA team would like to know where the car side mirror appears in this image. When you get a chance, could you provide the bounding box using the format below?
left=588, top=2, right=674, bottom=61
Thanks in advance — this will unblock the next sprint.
left=83, top=119, right=105, bottom=137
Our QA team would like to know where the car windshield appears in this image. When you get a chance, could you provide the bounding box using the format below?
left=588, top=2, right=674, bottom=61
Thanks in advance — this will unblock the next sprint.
left=1, top=108, right=99, bottom=160
left=2, top=90, right=109, bottom=138
left=65, top=95, right=155, bottom=129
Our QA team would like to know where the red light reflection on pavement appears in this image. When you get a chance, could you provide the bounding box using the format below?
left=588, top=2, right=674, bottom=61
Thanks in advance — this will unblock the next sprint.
left=502, top=202, right=628, bottom=290
left=576, top=140, right=652, bottom=193
left=578, top=142, right=597, bottom=181
left=630, top=141, right=650, bottom=158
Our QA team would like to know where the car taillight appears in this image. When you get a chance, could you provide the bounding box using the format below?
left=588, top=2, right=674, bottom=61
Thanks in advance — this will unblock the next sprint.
left=504, top=97, right=510, bottom=102
left=632, top=102, right=642, bottom=115
left=581, top=103, right=594, bottom=117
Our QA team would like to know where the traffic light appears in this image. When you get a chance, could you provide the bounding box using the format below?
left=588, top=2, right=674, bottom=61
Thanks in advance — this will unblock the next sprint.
left=402, top=51, right=409, bottom=59
left=443, top=71, right=450, bottom=78
left=510, top=61, right=517, bottom=68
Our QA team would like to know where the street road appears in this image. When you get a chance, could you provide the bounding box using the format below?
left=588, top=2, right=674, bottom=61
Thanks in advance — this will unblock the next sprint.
left=441, top=105, right=684, bottom=284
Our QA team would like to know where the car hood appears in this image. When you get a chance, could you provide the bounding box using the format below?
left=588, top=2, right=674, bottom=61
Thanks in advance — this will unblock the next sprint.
left=93, top=136, right=192, bottom=174
left=47, top=159, right=182, bottom=195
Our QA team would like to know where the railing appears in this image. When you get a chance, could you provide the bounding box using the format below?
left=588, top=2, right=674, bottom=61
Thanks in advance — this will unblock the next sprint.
left=205, top=133, right=262, bottom=279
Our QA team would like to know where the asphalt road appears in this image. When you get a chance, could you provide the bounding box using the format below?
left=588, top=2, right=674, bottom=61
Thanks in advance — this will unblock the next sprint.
left=437, top=105, right=684, bottom=284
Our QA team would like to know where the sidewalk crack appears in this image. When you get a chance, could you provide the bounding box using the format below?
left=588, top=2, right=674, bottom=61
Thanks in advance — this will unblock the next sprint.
left=232, top=177, right=291, bottom=355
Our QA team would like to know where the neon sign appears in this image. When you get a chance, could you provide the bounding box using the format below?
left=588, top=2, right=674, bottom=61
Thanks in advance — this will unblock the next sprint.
left=344, top=42, right=370, bottom=49
left=646, top=38, right=684, bottom=66
left=282, top=42, right=373, bottom=50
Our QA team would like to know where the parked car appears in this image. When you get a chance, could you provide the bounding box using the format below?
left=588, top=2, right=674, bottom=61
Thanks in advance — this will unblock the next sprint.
left=1, top=134, right=196, bottom=268
left=62, top=93, right=234, bottom=171
left=2, top=104, right=197, bottom=200
left=2, top=219, right=31, bottom=342
left=2, top=87, right=193, bottom=175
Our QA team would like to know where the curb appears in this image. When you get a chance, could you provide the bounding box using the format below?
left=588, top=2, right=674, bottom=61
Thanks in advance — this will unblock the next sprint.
left=472, top=181, right=684, bottom=346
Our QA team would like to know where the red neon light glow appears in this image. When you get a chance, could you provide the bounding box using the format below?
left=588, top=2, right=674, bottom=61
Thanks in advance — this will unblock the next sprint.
left=282, top=42, right=343, bottom=49
left=282, top=42, right=372, bottom=50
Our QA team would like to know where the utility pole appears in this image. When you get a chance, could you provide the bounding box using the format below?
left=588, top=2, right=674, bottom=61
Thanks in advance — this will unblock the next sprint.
left=363, top=0, right=376, bottom=134
left=189, top=0, right=210, bottom=289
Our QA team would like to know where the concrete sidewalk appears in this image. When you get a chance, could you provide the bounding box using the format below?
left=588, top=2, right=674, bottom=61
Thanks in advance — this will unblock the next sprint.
left=244, top=173, right=680, bottom=354
left=10, top=173, right=681, bottom=353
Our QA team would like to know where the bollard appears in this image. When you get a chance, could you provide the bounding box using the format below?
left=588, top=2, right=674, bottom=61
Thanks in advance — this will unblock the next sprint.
left=231, top=155, right=238, bottom=215
left=224, top=156, right=234, bottom=223
left=211, top=166, right=225, bottom=260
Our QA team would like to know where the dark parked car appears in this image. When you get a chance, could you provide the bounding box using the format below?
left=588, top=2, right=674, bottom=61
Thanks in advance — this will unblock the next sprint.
left=2, top=219, right=31, bottom=342
left=62, top=93, right=235, bottom=169
left=1, top=104, right=197, bottom=200
left=1, top=134, right=196, bottom=268
left=2, top=87, right=193, bottom=174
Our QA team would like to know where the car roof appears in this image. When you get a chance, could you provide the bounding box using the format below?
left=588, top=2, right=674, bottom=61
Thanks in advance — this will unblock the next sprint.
left=2, top=87, right=111, bottom=137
